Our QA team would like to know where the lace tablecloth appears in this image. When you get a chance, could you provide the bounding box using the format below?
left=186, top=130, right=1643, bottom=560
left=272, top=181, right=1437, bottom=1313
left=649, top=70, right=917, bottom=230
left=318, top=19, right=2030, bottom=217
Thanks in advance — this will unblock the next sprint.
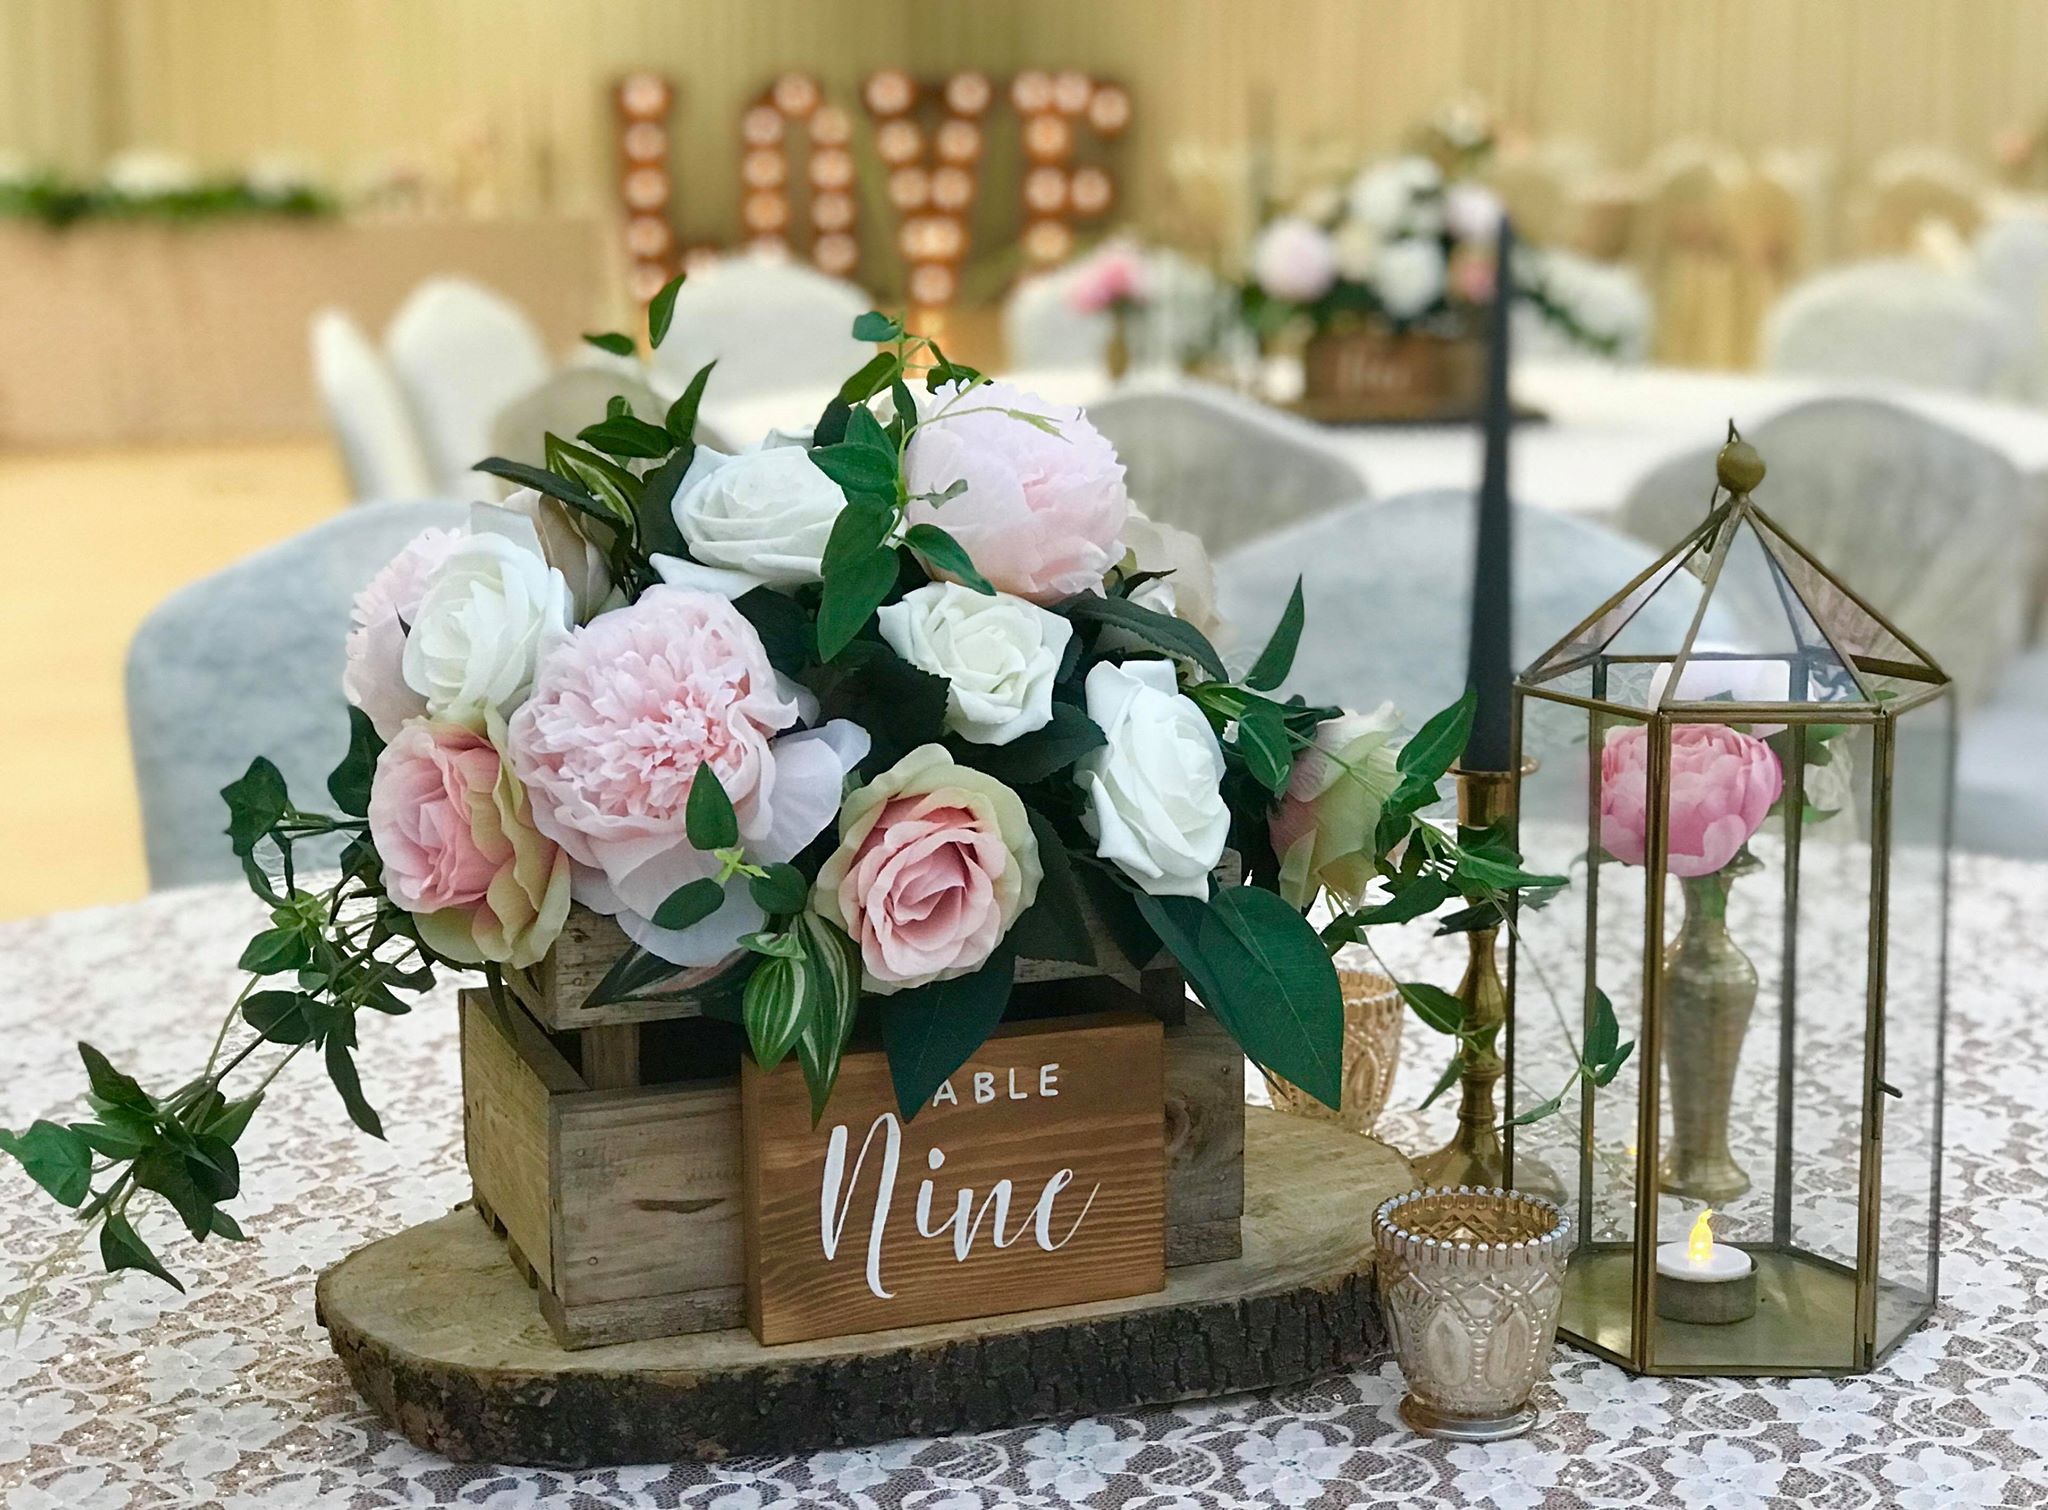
left=1, top=858, right=2043, bottom=1510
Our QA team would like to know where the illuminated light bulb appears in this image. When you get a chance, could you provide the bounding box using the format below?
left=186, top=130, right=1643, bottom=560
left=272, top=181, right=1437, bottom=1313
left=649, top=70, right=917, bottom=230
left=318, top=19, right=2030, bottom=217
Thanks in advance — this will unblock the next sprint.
left=1088, top=85, right=1132, bottom=136
left=811, top=105, right=853, bottom=147
left=741, top=105, right=785, bottom=147
left=772, top=73, right=820, bottom=118
left=865, top=69, right=915, bottom=117
left=945, top=71, right=993, bottom=117
left=931, top=165, right=975, bottom=210
left=1687, top=1208, right=1716, bottom=1267
left=810, top=190, right=856, bottom=231
left=1052, top=70, right=1093, bottom=115
left=622, top=167, right=670, bottom=211
left=1023, top=165, right=1068, bottom=213
left=1070, top=165, right=1112, bottom=216
left=813, top=233, right=859, bottom=275
left=1023, top=113, right=1074, bottom=163
left=936, top=119, right=983, bottom=164
left=742, top=191, right=789, bottom=233
left=624, top=214, right=672, bottom=258
left=877, top=120, right=924, bottom=167
left=909, top=262, right=957, bottom=305
left=888, top=166, right=931, bottom=210
left=1011, top=70, right=1054, bottom=114
left=628, top=261, right=671, bottom=302
left=741, top=149, right=787, bottom=190
left=622, top=121, right=668, bottom=163
left=808, top=148, right=854, bottom=191
left=619, top=75, right=671, bottom=119
left=1023, top=218, right=1073, bottom=263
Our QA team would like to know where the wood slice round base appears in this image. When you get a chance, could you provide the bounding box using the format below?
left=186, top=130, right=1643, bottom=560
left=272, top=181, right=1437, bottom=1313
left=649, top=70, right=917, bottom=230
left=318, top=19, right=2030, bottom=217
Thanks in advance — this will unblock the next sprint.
left=317, top=1108, right=1413, bottom=1467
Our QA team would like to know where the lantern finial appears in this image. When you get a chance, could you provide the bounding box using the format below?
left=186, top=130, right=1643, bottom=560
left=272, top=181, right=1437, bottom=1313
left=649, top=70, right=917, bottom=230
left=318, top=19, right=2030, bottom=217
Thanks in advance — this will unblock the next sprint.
left=1716, top=421, right=1766, bottom=496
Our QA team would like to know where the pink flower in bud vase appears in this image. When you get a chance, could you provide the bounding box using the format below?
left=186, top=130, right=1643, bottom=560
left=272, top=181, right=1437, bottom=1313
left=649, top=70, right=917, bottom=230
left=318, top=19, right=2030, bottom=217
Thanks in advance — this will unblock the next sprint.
left=367, top=716, right=570, bottom=967
left=1599, top=723, right=1782, bottom=878
left=342, top=527, right=466, bottom=739
left=903, top=380, right=1130, bottom=603
left=1066, top=240, right=1151, bottom=314
left=1449, top=246, right=1498, bottom=305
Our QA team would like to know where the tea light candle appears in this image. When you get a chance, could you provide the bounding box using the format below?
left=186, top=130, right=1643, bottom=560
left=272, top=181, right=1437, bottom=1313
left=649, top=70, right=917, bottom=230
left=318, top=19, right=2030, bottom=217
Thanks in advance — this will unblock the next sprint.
left=1654, top=1209, right=1758, bottom=1325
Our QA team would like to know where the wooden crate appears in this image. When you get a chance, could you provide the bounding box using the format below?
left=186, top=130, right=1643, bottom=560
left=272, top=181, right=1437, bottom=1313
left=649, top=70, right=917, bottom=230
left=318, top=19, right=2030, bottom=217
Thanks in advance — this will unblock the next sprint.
left=460, top=966, right=1245, bottom=1350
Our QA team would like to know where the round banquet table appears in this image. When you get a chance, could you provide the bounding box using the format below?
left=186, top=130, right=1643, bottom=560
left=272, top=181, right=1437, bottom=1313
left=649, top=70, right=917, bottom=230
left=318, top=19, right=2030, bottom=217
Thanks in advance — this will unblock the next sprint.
left=698, top=358, right=2048, bottom=524
left=0, top=861, right=2043, bottom=1510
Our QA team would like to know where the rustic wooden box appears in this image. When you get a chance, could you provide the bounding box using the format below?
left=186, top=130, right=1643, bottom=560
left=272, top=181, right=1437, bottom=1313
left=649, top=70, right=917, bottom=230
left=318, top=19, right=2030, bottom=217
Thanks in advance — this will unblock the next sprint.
left=460, top=940, right=1245, bottom=1349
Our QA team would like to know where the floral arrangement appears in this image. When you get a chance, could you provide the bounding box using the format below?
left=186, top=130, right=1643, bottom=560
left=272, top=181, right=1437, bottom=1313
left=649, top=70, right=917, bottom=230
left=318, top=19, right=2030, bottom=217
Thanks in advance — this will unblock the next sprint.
left=1065, top=237, right=1153, bottom=318
left=2, top=291, right=1588, bottom=1293
left=0, top=150, right=335, bottom=229
left=1242, top=153, right=1624, bottom=356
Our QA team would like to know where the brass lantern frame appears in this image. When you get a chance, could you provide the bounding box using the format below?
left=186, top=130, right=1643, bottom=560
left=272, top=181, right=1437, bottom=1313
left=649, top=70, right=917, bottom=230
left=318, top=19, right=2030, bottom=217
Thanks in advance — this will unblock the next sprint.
left=1504, top=472, right=1954, bottom=1377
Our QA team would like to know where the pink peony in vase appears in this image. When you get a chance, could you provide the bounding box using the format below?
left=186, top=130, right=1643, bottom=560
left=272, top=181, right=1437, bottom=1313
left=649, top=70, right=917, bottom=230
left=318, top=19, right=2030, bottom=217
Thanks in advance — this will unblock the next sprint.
left=1599, top=722, right=1783, bottom=877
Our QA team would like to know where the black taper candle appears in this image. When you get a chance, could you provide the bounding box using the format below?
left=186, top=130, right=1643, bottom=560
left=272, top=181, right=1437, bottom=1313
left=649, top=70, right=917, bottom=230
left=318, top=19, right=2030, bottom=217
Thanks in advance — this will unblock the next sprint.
left=1463, top=215, right=1515, bottom=772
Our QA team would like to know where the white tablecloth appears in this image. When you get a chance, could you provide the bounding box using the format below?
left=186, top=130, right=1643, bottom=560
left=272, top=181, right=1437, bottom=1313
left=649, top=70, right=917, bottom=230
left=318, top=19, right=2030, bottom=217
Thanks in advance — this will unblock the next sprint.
left=700, top=360, right=2048, bottom=523
left=0, top=856, right=2043, bottom=1508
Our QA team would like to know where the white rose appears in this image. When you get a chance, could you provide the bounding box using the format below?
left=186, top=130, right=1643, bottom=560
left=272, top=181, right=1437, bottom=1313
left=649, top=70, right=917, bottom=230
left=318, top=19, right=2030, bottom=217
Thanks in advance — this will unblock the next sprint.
left=1077, top=658, right=1229, bottom=898
left=1349, top=156, right=1443, bottom=236
left=878, top=583, right=1074, bottom=746
left=667, top=432, right=846, bottom=591
left=1123, top=511, right=1227, bottom=645
left=1372, top=239, right=1447, bottom=320
left=495, top=489, right=615, bottom=622
left=1334, top=218, right=1382, bottom=281
left=401, top=526, right=572, bottom=728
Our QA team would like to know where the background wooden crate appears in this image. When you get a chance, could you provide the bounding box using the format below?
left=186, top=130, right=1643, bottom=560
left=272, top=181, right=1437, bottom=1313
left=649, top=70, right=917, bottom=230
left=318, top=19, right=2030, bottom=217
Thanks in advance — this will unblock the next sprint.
left=460, top=966, right=1245, bottom=1349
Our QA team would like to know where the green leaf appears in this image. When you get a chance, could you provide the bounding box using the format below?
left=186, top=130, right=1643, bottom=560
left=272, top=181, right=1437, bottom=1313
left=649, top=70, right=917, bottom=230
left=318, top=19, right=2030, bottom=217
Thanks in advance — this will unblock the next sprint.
left=237, top=927, right=310, bottom=975
left=1234, top=701, right=1294, bottom=795
left=99, top=1211, right=183, bottom=1292
left=325, top=1039, right=385, bottom=1139
left=733, top=585, right=813, bottom=676
left=327, top=706, right=382, bottom=817
left=1586, top=987, right=1619, bottom=1068
left=742, top=929, right=809, bottom=959
left=473, top=457, right=607, bottom=519
left=822, top=496, right=897, bottom=576
left=635, top=446, right=693, bottom=558
left=209, top=1209, right=249, bottom=1242
left=1058, top=593, right=1228, bottom=681
left=963, top=704, right=1105, bottom=786
left=577, top=413, right=675, bottom=460
left=834, top=351, right=901, bottom=412
left=880, top=946, right=1016, bottom=1120
left=904, top=523, right=995, bottom=594
left=242, top=990, right=320, bottom=1044
left=1397, top=980, right=1468, bottom=1035
left=1244, top=577, right=1306, bottom=692
left=582, top=330, right=636, bottom=357
left=543, top=434, right=640, bottom=526
left=1005, top=810, right=1096, bottom=966
left=665, top=360, right=718, bottom=445
left=201, top=1092, right=263, bottom=1145
left=810, top=442, right=899, bottom=498
left=652, top=877, right=725, bottom=931
left=843, top=402, right=894, bottom=454
left=1347, top=873, right=1454, bottom=927
left=1417, top=1052, right=1465, bottom=1111
left=133, top=1145, right=213, bottom=1240
left=71, top=1118, right=150, bottom=1161
left=1594, top=1038, right=1636, bottom=1087
left=684, top=766, right=739, bottom=850
left=1456, top=851, right=1567, bottom=893
left=1509, top=1092, right=1565, bottom=1127
left=748, top=863, right=809, bottom=917
left=79, top=1043, right=151, bottom=1110
left=816, top=547, right=900, bottom=661
left=1397, top=688, right=1476, bottom=788
left=1432, top=899, right=1504, bottom=935
left=853, top=310, right=904, bottom=342
left=221, top=758, right=289, bottom=858
left=743, top=949, right=812, bottom=1070
left=581, top=943, right=711, bottom=1008
left=647, top=273, right=685, bottom=348
left=802, top=638, right=951, bottom=766
left=792, top=913, right=861, bottom=1122
left=0, top=1121, right=92, bottom=1208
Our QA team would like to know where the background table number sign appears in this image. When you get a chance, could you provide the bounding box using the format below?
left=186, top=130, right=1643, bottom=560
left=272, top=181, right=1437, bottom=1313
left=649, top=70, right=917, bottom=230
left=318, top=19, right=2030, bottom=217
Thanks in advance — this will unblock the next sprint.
left=741, top=1013, right=1166, bottom=1345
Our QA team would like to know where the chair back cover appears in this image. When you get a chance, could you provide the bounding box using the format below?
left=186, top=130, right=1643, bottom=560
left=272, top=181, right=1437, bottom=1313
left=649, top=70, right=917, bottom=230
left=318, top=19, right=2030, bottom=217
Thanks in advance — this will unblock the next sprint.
left=127, top=501, right=467, bottom=889
left=385, top=278, right=552, bottom=493
left=1620, top=396, right=2042, bottom=704
left=1975, top=211, right=2048, bottom=399
left=1214, top=490, right=1737, bottom=749
left=1762, top=260, right=2020, bottom=395
left=649, top=256, right=871, bottom=400
left=488, top=366, right=667, bottom=474
left=1087, top=382, right=1367, bottom=555
left=308, top=308, right=435, bottom=504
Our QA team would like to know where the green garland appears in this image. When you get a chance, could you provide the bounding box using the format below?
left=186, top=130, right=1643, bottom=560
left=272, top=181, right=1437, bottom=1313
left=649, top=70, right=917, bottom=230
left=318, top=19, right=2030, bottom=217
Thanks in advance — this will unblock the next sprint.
left=0, top=172, right=338, bottom=230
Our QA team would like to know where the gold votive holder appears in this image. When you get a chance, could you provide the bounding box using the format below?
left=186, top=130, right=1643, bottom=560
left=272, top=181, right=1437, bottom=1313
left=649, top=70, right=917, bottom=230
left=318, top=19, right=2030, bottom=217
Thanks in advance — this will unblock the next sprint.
left=1374, top=1186, right=1571, bottom=1442
left=1269, top=966, right=1404, bottom=1135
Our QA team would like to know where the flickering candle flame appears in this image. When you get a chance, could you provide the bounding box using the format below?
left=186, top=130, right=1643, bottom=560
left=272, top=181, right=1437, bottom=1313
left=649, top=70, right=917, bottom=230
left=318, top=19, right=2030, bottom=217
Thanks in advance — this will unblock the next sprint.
left=1686, top=1208, right=1716, bottom=1266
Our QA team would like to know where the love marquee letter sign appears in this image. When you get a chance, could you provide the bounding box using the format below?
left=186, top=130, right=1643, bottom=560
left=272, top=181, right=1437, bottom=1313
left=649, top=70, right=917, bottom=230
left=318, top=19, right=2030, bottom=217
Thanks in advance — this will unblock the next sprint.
left=741, top=1013, right=1166, bottom=1345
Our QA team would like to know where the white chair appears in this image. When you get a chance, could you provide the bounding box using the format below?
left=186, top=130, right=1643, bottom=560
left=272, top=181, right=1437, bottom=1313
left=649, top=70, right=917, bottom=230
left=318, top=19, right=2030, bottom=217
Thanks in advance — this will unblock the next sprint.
left=488, top=366, right=668, bottom=474
left=1005, top=248, right=1231, bottom=374
left=1620, top=398, right=2042, bottom=706
left=127, top=501, right=469, bottom=889
left=308, top=309, right=436, bottom=503
left=1003, top=265, right=1112, bottom=370
left=1513, top=247, right=1653, bottom=362
left=1214, top=489, right=1740, bottom=737
left=1087, top=382, right=1367, bottom=555
left=1761, top=261, right=2020, bottom=395
left=385, top=277, right=552, bottom=493
left=648, top=256, right=871, bottom=401
left=1975, top=211, right=2048, bottom=398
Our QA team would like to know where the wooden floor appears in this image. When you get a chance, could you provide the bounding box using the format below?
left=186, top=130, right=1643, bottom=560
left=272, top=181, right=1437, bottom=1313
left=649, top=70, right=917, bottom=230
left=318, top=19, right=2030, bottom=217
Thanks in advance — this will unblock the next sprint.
left=0, top=439, right=347, bottom=921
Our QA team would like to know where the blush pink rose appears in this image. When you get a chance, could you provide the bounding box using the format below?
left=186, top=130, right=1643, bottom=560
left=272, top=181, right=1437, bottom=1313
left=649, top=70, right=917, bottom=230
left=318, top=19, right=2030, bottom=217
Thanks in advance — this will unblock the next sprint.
left=811, top=744, right=1041, bottom=993
left=367, top=716, right=570, bottom=967
left=1600, top=723, right=1783, bottom=878
left=1066, top=239, right=1150, bottom=314
left=1251, top=215, right=1340, bottom=303
left=902, top=380, right=1131, bottom=603
left=506, top=586, right=867, bottom=964
left=342, top=527, right=466, bottom=739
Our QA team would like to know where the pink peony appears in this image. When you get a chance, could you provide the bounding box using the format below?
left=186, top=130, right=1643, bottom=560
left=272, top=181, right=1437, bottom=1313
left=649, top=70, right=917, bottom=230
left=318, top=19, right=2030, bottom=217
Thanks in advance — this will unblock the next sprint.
left=1251, top=216, right=1339, bottom=303
left=1599, top=723, right=1783, bottom=878
left=1066, top=240, right=1151, bottom=314
left=902, top=381, right=1130, bottom=603
left=506, top=586, right=867, bottom=963
left=342, top=528, right=466, bottom=739
left=811, top=744, right=1041, bottom=993
left=367, top=716, right=570, bottom=967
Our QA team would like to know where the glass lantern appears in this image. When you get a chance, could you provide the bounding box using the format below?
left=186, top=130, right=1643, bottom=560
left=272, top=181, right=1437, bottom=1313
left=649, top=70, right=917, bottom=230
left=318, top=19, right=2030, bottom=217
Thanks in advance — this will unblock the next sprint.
left=1504, top=434, right=1951, bottom=1375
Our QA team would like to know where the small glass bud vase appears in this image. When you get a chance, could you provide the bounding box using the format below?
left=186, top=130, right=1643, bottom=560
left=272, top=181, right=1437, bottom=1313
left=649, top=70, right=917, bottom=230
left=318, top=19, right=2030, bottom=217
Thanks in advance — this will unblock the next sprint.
left=1374, top=1186, right=1571, bottom=1442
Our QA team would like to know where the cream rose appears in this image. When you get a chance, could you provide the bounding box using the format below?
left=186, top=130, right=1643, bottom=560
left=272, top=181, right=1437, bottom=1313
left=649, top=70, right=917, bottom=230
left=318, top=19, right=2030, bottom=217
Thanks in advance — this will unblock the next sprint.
left=1122, top=509, right=1227, bottom=644
left=498, top=488, right=616, bottom=622
left=877, top=583, right=1074, bottom=746
left=812, top=745, right=1042, bottom=992
left=1269, top=704, right=1404, bottom=908
left=1076, top=659, right=1228, bottom=898
left=666, top=431, right=846, bottom=591
left=401, top=522, right=572, bottom=729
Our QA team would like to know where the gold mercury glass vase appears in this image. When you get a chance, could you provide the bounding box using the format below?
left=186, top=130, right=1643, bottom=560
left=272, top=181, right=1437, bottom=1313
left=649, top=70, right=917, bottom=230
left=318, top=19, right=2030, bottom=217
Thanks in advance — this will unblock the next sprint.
left=1659, top=871, right=1756, bottom=1202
